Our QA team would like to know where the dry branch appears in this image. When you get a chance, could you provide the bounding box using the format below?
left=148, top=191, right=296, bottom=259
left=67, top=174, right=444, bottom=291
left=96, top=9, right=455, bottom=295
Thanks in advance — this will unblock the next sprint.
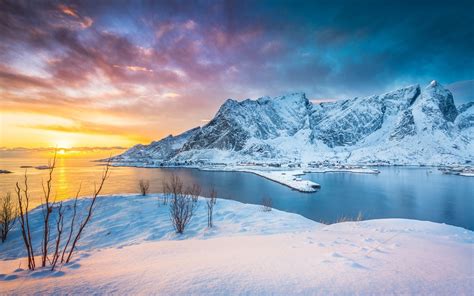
left=41, top=152, right=57, bottom=267
left=50, top=202, right=64, bottom=271
left=64, top=161, right=110, bottom=263
left=61, top=184, right=81, bottom=263
left=166, top=174, right=196, bottom=234
left=206, top=187, right=217, bottom=228
left=261, top=196, right=272, bottom=212
left=1, top=192, right=17, bottom=243
left=15, top=171, right=35, bottom=270
left=138, top=179, right=150, bottom=196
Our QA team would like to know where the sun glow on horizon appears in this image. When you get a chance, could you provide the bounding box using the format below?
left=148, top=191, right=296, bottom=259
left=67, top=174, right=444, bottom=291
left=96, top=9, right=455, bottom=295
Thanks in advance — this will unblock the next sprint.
left=55, top=140, right=74, bottom=149
left=0, top=111, right=161, bottom=149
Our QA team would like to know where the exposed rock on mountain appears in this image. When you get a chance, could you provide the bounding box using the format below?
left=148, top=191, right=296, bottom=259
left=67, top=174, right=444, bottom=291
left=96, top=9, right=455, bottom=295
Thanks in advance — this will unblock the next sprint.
left=111, top=81, right=473, bottom=166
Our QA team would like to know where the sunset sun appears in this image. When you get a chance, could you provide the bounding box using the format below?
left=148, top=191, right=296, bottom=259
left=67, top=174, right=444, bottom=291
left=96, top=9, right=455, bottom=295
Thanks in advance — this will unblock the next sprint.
left=55, top=140, right=73, bottom=149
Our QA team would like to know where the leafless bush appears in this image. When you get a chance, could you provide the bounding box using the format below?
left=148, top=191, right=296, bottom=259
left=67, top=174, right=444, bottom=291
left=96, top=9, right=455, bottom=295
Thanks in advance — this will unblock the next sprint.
left=50, top=202, right=64, bottom=271
left=61, top=185, right=81, bottom=264
left=63, top=162, right=110, bottom=263
left=14, top=155, right=110, bottom=271
left=165, top=175, right=196, bottom=234
left=15, top=171, right=35, bottom=270
left=206, top=187, right=217, bottom=228
left=1, top=192, right=17, bottom=243
left=336, top=211, right=364, bottom=223
left=40, top=153, right=57, bottom=267
left=187, top=183, right=201, bottom=203
left=161, top=180, right=169, bottom=205
left=138, top=179, right=150, bottom=196
left=261, top=196, right=272, bottom=212
left=162, top=175, right=182, bottom=205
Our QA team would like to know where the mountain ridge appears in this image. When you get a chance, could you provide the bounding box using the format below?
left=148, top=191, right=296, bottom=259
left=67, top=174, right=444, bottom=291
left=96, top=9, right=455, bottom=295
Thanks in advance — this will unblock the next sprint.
left=111, top=81, right=473, bottom=166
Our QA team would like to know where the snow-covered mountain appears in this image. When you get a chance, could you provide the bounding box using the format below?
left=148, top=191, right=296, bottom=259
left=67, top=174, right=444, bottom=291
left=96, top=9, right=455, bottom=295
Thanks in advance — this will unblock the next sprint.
left=111, top=81, right=473, bottom=166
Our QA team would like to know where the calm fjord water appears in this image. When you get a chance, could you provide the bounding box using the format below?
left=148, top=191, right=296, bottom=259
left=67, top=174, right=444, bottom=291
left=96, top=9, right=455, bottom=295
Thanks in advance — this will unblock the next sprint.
left=1, top=153, right=472, bottom=230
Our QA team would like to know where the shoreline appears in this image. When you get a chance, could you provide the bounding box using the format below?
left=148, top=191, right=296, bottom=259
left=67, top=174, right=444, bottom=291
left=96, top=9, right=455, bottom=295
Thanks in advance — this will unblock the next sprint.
left=105, top=162, right=387, bottom=192
left=238, top=170, right=321, bottom=193
left=199, top=168, right=321, bottom=193
left=101, top=161, right=473, bottom=194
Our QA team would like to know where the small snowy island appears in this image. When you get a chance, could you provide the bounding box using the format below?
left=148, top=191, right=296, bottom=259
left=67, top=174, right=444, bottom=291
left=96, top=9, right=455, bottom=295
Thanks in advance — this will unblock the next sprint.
left=199, top=165, right=381, bottom=192
left=1, top=194, right=472, bottom=295
left=439, top=166, right=474, bottom=177
left=199, top=166, right=322, bottom=192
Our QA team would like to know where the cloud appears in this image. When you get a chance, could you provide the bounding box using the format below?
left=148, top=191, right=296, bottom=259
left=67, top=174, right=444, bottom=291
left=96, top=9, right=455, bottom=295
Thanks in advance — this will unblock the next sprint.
left=113, top=65, right=154, bottom=72
left=0, top=146, right=126, bottom=152
left=1, top=0, right=473, bottom=148
left=58, top=4, right=79, bottom=18
left=58, top=4, right=94, bottom=29
left=0, top=66, right=52, bottom=89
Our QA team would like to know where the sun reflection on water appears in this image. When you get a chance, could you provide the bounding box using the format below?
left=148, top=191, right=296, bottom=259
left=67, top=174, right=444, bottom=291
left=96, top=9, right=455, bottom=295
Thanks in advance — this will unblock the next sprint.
left=55, top=157, right=68, bottom=200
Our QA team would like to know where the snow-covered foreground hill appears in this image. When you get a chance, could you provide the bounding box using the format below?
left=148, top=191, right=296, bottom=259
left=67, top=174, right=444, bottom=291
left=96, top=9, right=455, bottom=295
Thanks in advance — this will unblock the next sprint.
left=111, top=81, right=473, bottom=166
left=1, top=194, right=473, bottom=295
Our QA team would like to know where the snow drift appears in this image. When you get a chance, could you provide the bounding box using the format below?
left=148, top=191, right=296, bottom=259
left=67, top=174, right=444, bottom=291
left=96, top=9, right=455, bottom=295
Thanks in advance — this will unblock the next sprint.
left=1, top=195, right=472, bottom=295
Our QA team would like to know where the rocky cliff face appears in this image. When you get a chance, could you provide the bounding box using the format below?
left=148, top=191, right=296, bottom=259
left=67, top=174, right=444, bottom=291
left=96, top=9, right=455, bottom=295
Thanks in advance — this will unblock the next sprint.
left=181, top=93, right=312, bottom=152
left=456, top=102, right=474, bottom=130
left=112, top=81, right=473, bottom=165
left=310, top=85, right=420, bottom=147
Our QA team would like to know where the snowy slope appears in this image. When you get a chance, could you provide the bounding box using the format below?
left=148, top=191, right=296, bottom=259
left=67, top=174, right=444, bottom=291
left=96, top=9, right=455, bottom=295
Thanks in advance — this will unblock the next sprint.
left=1, top=194, right=473, bottom=295
left=111, top=127, right=200, bottom=163
left=111, top=81, right=473, bottom=166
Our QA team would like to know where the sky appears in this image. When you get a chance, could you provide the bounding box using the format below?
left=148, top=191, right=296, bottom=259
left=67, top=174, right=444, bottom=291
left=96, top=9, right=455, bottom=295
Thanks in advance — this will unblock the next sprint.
left=1, top=0, right=473, bottom=149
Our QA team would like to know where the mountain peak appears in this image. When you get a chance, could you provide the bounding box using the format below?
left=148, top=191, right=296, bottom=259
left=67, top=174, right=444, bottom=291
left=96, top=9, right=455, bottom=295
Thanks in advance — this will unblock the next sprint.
left=420, top=80, right=458, bottom=122
left=273, top=92, right=308, bottom=104
left=425, top=80, right=447, bottom=92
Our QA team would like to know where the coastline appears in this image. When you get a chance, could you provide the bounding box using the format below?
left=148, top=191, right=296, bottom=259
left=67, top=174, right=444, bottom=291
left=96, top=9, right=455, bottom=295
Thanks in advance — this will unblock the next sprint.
left=105, top=161, right=388, bottom=192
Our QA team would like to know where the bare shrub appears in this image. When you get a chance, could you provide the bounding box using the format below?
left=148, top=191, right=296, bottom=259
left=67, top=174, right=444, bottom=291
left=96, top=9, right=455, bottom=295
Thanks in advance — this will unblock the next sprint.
left=14, top=156, right=110, bottom=271
left=206, top=187, right=217, bottom=228
left=336, top=216, right=349, bottom=223
left=1, top=192, right=17, bottom=243
left=261, top=196, right=272, bottom=212
left=60, top=185, right=81, bottom=264
left=162, top=175, right=182, bottom=205
left=40, top=153, right=57, bottom=267
left=187, top=183, right=201, bottom=203
left=165, top=175, right=196, bottom=234
left=63, top=162, right=110, bottom=263
left=138, top=179, right=150, bottom=196
left=50, top=202, right=64, bottom=271
left=161, top=180, right=169, bottom=205
left=15, top=171, right=35, bottom=270
left=336, top=211, right=364, bottom=223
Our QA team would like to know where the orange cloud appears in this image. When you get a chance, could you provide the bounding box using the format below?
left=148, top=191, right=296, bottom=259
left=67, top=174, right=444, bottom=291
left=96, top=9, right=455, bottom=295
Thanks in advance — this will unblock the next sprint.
left=113, top=65, right=154, bottom=72
left=58, top=4, right=93, bottom=29
left=58, top=4, right=79, bottom=18
left=81, top=17, right=93, bottom=28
